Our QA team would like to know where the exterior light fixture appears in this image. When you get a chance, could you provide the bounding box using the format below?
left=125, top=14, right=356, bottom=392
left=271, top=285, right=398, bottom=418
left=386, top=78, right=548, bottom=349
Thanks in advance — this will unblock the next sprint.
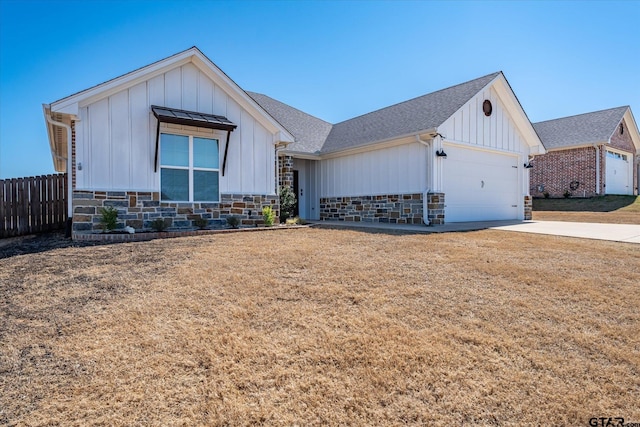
left=436, top=149, right=447, bottom=158
left=524, top=162, right=533, bottom=168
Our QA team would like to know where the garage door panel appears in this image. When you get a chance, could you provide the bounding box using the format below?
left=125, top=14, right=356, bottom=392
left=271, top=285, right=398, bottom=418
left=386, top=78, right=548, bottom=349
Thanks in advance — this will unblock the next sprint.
left=605, top=153, right=631, bottom=195
left=443, top=145, right=520, bottom=222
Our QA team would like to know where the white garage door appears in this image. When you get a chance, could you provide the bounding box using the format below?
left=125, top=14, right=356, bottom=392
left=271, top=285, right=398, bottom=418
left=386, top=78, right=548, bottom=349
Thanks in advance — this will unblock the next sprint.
left=443, top=145, right=520, bottom=222
left=605, top=151, right=631, bottom=195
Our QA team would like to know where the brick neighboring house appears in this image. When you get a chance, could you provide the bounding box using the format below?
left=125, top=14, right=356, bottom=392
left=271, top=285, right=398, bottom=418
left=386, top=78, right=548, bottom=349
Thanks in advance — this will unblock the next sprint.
left=530, top=106, right=640, bottom=198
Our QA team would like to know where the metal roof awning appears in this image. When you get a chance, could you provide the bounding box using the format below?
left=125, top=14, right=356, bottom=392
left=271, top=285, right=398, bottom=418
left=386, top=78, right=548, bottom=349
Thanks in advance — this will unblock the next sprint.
left=152, top=105, right=237, bottom=175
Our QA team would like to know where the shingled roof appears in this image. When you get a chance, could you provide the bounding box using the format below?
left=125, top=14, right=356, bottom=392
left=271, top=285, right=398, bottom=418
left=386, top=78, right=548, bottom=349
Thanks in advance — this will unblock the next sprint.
left=247, top=92, right=332, bottom=154
left=323, top=72, right=501, bottom=153
left=250, top=72, right=502, bottom=155
left=533, top=106, right=629, bottom=150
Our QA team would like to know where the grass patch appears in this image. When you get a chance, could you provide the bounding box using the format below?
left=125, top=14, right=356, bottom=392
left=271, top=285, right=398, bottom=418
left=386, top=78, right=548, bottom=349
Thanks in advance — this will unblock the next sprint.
left=1, top=229, right=639, bottom=425
left=533, top=195, right=640, bottom=224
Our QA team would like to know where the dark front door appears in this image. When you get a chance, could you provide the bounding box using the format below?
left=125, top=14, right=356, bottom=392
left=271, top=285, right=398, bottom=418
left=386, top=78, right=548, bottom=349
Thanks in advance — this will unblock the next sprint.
left=293, top=170, right=299, bottom=218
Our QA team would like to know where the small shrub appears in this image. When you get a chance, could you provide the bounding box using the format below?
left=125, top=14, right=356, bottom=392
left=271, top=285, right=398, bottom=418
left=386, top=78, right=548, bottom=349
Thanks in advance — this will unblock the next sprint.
left=150, top=218, right=169, bottom=232
left=543, top=191, right=550, bottom=199
left=99, top=206, right=118, bottom=232
left=227, top=216, right=240, bottom=229
left=563, top=190, right=571, bottom=198
left=194, top=217, right=208, bottom=230
left=279, top=186, right=296, bottom=222
left=262, top=206, right=275, bottom=226
left=285, top=216, right=306, bottom=225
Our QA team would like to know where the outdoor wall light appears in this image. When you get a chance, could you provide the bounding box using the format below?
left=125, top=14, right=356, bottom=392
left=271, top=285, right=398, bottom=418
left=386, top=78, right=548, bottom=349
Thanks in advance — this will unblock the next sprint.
left=436, top=149, right=447, bottom=158
left=524, top=162, right=533, bottom=168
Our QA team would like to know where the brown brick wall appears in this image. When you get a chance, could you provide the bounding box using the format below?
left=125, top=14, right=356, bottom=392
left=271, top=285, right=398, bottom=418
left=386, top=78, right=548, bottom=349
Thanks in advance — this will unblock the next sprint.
left=530, top=147, right=599, bottom=198
left=71, top=121, right=76, bottom=190
left=610, top=118, right=636, bottom=152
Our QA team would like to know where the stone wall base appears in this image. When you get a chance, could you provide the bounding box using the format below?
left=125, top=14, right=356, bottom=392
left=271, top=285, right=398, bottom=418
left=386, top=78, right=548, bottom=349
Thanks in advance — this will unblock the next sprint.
left=524, top=195, right=532, bottom=220
left=319, top=193, right=424, bottom=224
left=426, top=192, right=445, bottom=225
left=71, top=191, right=279, bottom=238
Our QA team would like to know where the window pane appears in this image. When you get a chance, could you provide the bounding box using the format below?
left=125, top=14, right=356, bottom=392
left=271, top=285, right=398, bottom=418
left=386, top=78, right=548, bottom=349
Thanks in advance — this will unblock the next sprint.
left=161, top=168, right=189, bottom=201
left=194, top=170, right=219, bottom=201
left=194, top=137, right=219, bottom=169
left=161, top=134, right=189, bottom=167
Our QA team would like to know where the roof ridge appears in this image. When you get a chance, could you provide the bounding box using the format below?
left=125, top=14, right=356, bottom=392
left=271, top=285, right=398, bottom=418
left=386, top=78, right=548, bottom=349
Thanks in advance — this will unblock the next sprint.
left=332, top=71, right=501, bottom=126
left=534, top=106, right=629, bottom=125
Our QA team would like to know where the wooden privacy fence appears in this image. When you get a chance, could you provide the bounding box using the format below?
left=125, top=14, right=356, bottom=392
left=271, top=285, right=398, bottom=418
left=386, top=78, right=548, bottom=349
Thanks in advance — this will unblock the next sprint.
left=0, top=173, right=68, bottom=238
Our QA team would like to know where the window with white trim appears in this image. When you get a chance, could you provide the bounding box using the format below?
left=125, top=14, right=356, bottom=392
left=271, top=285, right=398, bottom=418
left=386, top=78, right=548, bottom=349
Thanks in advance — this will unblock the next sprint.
left=606, top=150, right=628, bottom=161
left=160, top=133, right=220, bottom=202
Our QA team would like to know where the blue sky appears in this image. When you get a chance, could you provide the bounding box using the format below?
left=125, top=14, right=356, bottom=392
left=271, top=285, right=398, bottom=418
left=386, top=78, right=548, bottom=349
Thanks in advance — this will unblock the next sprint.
left=1, top=0, right=638, bottom=179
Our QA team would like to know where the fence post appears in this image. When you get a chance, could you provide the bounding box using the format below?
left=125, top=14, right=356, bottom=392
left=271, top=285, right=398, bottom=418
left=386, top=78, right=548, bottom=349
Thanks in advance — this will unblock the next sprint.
left=0, top=180, right=5, bottom=238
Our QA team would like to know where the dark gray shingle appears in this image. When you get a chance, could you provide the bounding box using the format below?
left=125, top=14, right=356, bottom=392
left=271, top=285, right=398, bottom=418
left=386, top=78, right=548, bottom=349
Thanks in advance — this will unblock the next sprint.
left=322, top=72, right=501, bottom=153
left=250, top=72, right=501, bottom=154
left=533, top=106, right=628, bottom=150
left=247, top=92, right=332, bottom=154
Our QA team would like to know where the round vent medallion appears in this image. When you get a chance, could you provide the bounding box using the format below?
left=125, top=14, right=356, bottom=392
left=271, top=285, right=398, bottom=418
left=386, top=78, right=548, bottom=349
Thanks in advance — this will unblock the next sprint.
left=483, top=100, right=493, bottom=116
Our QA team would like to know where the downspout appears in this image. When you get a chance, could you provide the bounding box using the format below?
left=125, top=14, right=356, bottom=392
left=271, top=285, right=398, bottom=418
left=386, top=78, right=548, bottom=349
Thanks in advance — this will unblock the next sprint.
left=416, top=135, right=433, bottom=225
left=594, top=144, right=600, bottom=195
left=44, top=106, right=73, bottom=225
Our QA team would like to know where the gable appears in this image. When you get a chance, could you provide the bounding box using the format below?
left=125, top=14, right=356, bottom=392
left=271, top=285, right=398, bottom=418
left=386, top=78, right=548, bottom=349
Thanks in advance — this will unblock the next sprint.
left=438, top=74, right=544, bottom=154
left=320, top=72, right=502, bottom=154
left=48, top=47, right=293, bottom=143
left=533, top=106, right=629, bottom=151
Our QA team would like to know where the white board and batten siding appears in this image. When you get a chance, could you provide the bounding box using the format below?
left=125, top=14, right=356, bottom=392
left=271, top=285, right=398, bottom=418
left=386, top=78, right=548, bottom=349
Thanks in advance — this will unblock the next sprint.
left=320, top=142, right=428, bottom=198
left=74, top=62, right=276, bottom=195
left=438, top=85, right=531, bottom=222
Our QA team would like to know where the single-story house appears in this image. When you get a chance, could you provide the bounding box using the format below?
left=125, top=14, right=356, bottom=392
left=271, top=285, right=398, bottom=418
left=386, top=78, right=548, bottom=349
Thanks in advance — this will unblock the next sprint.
left=43, top=46, right=545, bottom=237
left=530, top=107, right=640, bottom=197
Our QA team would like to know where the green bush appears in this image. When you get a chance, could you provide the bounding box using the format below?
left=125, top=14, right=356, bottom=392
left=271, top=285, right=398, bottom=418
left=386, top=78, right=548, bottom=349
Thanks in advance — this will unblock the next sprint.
left=279, top=186, right=296, bottom=221
left=150, top=218, right=169, bottom=232
left=227, top=216, right=240, bottom=229
left=194, top=217, right=208, bottom=230
left=563, top=190, right=571, bottom=198
left=99, top=206, right=118, bottom=232
left=262, top=206, right=275, bottom=226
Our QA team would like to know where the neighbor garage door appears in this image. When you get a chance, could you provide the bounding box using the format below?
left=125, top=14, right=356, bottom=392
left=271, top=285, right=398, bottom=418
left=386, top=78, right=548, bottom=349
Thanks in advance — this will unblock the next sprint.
left=443, top=145, right=520, bottom=222
left=605, top=150, right=632, bottom=195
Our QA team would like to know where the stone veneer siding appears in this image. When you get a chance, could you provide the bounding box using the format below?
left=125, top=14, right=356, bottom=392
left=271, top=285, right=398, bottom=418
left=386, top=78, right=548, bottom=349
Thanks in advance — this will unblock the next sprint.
left=426, top=192, right=445, bottom=225
left=71, top=190, right=279, bottom=237
left=278, top=155, right=294, bottom=189
left=319, top=193, right=424, bottom=224
left=524, top=195, right=532, bottom=220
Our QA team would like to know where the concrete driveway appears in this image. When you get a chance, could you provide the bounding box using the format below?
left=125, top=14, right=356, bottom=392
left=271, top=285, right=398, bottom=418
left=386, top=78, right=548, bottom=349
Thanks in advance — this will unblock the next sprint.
left=489, top=220, right=640, bottom=244
left=313, top=220, right=640, bottom=244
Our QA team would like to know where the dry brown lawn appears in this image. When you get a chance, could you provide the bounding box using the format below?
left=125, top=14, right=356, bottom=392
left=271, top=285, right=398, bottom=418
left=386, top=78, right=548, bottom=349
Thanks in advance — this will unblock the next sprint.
left=1, top=228, right=639, bottom=425
left=533, top=195, right=640, bottom=224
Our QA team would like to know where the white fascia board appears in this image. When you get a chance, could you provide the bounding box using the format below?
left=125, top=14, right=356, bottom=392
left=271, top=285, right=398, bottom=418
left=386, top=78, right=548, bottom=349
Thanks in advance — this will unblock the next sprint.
left=51, top=50, right=196, bottom=112
left=491, top=74, right=546, bottom=154
left=319, top=131, right=433, bottom=159
left=622, top=108, right=640, bottom=153
left=544, top=141, right=607, bottom=152
left=280, top=151, right=322, bottom=160
left=191, top=52, right=295, bottom=143
left=49, top=47, right=295, bottom=144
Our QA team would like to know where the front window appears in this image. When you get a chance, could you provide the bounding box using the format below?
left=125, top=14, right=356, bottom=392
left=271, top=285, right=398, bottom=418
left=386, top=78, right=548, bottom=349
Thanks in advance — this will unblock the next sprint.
left=160, top=133, right=219, bottom=202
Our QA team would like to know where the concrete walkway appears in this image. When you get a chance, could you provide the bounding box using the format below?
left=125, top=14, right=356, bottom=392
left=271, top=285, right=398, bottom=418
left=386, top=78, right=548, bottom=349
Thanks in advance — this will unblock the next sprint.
left=311, top=220, right=640, bottom=244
